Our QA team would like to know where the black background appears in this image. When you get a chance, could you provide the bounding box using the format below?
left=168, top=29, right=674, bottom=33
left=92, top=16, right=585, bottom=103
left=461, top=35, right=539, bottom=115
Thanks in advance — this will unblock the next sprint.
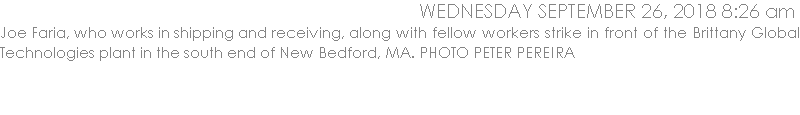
left=0, top=1, right=798, bottom=112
